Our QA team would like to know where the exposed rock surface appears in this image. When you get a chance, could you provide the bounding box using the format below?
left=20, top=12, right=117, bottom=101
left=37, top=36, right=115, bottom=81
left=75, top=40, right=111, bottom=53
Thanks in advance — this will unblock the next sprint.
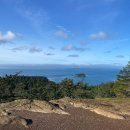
left=0, top=99, right=69, bottom=128
left=1, top=106, right=130, bottom=130
left=0, top=97, right=130, bottom=130
left=0, top=110, right=30, bottom=128
left=50, top=97, right=130, bottom=120
left=0, top=99, right=69, bottom=115
left=91, top=108, right=125, bottom=119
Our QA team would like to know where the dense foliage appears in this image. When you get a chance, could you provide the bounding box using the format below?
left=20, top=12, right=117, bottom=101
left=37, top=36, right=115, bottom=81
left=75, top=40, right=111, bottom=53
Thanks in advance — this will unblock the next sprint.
left=92, top=61, right=130, bottom=98
left=0, top=74, right=57, bottom=102
left=116, top=61, right=130, bottom=97
left=0, top=74, right=94, bottom=102
left=0, top=61, right=130, bottom=103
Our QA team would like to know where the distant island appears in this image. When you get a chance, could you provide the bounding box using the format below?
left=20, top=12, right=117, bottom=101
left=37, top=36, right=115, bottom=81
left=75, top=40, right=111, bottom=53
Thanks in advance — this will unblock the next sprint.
left=0, top=61, right=130, bottom=103
left=0, top=61, right=130, bottom=130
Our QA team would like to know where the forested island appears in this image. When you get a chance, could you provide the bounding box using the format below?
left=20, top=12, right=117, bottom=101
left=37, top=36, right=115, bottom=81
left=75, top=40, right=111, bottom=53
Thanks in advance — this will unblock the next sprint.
left=0, top=61, right=130, bottom=103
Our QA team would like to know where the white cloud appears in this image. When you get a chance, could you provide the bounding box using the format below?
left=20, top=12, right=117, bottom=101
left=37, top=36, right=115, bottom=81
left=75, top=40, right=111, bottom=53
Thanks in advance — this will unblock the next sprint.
left=5, top=31, right=16, bottom=40
left=116, top=55, right=124, bottom=58
left=48, top=46, right=55, bottom=50
left=29, top=47, right=43, bottom=53
left=11, top=46, right=28, bottom=52
left=22, top=9, right=49, bottom=25
left=62, top=44, right=73, bottom=51
left=3, top=0, right=50, bottom=34
left=104, top=50, right=112, bottom=53
left=62, top=44, right=86, bottom=51
left=45, top=53, right=54, bottom=56
left=0, top=31, right=17, bottom=44
left=68, top=54, right=79, bottom=57
left=11, top=46, right=43, bottom=53
left=18, top=6, right=50, bottom=34
left=55, top=30, right=68, bottom=39
left=89, top=32, right=109, bottom=40
left=56, top=25, right=67, bottom=31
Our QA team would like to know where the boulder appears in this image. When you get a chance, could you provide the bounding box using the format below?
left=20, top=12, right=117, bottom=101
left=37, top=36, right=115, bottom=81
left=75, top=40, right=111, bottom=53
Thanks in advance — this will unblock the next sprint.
left=0, top=110, right=30, bottom=128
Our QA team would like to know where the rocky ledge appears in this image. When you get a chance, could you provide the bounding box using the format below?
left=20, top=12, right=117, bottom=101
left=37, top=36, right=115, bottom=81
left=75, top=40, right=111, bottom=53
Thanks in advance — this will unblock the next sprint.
left=0, top=98, right=130, bottom=129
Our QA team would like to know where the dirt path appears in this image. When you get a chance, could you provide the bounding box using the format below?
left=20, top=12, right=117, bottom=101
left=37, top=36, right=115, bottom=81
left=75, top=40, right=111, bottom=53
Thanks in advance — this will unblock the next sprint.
left=0, top=105, right=130, bottom=130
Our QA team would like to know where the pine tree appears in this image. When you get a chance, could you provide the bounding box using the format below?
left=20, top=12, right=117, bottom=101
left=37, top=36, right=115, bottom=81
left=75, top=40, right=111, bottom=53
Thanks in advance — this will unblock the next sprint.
left=117, top=61, right=130, bottom=96
left=117, top=61, right=130, bottom=86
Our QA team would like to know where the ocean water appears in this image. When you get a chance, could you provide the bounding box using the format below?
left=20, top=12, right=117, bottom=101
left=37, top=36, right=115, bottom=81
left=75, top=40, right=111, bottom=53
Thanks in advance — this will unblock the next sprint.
left=0, top=67, right=121, bottom=85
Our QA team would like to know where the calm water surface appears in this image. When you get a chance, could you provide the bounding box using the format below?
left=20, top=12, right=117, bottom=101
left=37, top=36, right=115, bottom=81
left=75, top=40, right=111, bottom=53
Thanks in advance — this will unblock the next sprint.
left=0, top=67, right=121, bottom=85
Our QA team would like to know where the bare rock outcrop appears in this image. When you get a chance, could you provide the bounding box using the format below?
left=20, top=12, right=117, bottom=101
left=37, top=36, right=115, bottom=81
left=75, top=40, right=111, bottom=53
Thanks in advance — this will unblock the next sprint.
left=0, top=99, right=69, bottom=115
left=0, top=99, right=69, bottom=128
left=51, top=98, right=128, bottom=120
left=91, top=108, right=125, bottom=119
left=0, top=110, right=30, bottom=128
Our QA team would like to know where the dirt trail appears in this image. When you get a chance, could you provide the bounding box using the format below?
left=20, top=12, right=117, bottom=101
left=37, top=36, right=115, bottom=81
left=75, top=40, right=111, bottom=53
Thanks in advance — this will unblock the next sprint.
left=0, top=106, right=130, bottom=130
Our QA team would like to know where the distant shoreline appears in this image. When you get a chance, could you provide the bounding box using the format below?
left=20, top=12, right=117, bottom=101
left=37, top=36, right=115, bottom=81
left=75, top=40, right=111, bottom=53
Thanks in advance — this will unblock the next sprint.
left=0, top=67, right=120, bottom=85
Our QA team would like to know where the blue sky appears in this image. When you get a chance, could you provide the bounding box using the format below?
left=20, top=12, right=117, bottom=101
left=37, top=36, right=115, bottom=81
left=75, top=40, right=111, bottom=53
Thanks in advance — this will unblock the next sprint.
left=0, top=0, right=130, bottom=66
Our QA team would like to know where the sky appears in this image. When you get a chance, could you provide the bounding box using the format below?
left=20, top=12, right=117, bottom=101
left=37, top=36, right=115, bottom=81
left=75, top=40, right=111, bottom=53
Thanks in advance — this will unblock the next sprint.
left=0, top=0, right=130, bottom=66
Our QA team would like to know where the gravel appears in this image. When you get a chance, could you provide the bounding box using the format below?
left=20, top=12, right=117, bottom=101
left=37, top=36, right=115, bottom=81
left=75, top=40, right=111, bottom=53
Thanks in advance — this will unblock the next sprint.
left=0, top=106, right=130, bottom=130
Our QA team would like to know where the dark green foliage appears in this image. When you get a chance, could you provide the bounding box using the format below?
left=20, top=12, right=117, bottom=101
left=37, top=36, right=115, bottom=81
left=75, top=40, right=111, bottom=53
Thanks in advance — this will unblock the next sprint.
left=92, top=61, right=130, bottom=98
left=92, top=82, right=116, bottom=98
left=58, top=78, right=73, bottom=98
left=116, top=61, right=130, bottom=97
left=57, top=78, right=95, bottom=99
left=1, top=62, right=130, bottom=103
left=117, top=61, right=130, bottom=85
left=113, top=81, right=129, bottom=97
left=0, top=75, right=57, bottom=102
left=0, top=75, right=94, bottom=103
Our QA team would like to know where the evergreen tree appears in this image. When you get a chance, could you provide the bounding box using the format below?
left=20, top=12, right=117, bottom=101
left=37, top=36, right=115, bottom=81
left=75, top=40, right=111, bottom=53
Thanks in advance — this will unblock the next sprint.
left=117, top=61, right=130, bottom=96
